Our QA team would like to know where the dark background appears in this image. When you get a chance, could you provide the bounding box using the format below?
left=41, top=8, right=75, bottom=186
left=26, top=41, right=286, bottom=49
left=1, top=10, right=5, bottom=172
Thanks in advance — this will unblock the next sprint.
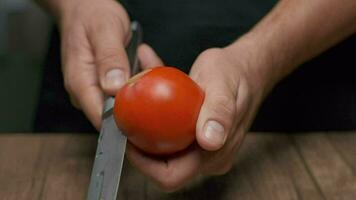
left=1, top=0, right=356, bottom=133
left=0, top=1, right=49, bottom=132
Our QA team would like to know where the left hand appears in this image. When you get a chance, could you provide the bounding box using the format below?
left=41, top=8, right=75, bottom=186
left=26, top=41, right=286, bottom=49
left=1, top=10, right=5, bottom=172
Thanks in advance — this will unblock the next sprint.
left=127, top=39, right=275, bottom=191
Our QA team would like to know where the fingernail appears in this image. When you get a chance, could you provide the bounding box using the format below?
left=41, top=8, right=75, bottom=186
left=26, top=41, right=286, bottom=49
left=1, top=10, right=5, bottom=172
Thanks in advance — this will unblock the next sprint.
left=105, top=69, right=125, bottom=89
left=204, top=120, right=226, bottom=148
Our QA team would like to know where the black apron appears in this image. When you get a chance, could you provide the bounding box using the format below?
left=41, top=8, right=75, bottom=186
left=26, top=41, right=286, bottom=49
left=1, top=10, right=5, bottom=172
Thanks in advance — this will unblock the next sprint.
left=34, top=0, right=356, bottom=132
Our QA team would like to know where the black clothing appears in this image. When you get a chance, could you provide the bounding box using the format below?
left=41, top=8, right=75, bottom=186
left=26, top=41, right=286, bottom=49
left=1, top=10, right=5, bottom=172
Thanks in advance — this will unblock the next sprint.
left=35, top=1, right=356, bottom=132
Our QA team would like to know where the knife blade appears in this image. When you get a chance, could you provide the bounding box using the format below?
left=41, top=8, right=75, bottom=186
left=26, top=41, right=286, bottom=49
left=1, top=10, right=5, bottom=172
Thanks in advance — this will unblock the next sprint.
left=87, top=21, right=142, bottom=200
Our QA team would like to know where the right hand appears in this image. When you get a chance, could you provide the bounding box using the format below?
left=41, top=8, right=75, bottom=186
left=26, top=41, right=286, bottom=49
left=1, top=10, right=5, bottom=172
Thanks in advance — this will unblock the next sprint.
left=57, top=0, right=131, bottom=129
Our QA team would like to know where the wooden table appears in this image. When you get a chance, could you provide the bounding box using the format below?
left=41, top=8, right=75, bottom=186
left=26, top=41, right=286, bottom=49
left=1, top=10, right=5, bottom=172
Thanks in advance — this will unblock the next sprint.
left=0, top=132, right=355, bottom=200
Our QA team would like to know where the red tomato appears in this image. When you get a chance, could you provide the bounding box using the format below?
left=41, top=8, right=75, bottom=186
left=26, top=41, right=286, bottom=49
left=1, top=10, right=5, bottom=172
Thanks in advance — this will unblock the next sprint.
left=114, top=66, right=204, bottom=155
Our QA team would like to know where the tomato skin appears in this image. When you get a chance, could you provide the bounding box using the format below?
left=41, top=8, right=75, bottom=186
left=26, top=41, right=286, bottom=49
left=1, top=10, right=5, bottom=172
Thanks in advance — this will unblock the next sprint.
left=114, top=66, right=204, bottom=155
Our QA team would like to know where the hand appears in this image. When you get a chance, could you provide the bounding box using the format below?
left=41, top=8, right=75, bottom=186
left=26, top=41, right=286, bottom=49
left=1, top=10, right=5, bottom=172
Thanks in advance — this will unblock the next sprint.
left=126, top=38, right=276, bottom=191
left=58, top=0, right=131, bottom=129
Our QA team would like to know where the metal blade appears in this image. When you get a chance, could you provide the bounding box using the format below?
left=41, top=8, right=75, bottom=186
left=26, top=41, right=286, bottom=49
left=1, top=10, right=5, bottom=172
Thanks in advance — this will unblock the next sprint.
left=87, top=109, right=126, bottom=200
left=87, top=21, right=142, bottom=200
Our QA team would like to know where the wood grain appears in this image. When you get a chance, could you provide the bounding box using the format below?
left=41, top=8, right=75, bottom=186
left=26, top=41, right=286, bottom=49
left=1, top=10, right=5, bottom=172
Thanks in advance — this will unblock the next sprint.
left=137, top=134, right=323, bottom=200
left=293, top=133, right=356, bottom=199
left=0, top=132, right=355, bottom=200
left=0, top=134, right=95, bottom=200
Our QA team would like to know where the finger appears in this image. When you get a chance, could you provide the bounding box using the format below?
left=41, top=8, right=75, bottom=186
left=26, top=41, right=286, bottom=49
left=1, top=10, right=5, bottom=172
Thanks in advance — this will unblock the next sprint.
left=191, top=51, right=238, bottom=151
left=126, top=143, right=201, bottom=192
left=138, top=44, right=164, bottom=70
left=77, top=84, right=104, bottom=130
left=202, top=154, right=233, bottom=175
left=69, top=95, right=80, bottom=109
left=61, top=25, right=104, bottom=130
left=88, top=19, right=131, bottom=96
left=64, top=61, right=104, bottom=130
left=197, top=85, right=237, bottom=151
left=201, top=82, right=251, bottom=175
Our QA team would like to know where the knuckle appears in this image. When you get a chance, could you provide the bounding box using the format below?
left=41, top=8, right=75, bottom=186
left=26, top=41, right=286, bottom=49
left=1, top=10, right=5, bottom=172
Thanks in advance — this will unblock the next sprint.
left=200, top=48, right=225, bottom=61
left=157, top=178, right=181, bottom=193
left=85, top=3, right=128, bottom=31
left=64, top=78, right=75, bottom=96
left=64, top=79, right=82, bottom=109
left=216, top=162, right=233, bottom=175
left=69, top=97, right=81, bottom=109
left=155, top=169, right=183, bottom=192
left=195, top=48, right=226, bottom=68
left=204, top=161, right=233, bottom=176
left=210, top=95, right=237, bottom=121
left=62, top=62, right=80, bottom=98
left=63, top=74, right=83, bottom=97
left=96, top=49, right=121, bottom=66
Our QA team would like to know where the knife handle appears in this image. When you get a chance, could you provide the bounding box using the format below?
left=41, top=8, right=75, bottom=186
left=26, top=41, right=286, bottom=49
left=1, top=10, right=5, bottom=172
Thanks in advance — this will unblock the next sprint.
left=127, top=21, right=143, bottom=76
left=102, top=21, right=142, bottom=115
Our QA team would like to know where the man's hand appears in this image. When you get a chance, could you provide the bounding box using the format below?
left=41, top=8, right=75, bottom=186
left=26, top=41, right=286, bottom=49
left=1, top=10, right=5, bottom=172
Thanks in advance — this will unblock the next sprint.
left=188, top=45, right=270, bottom=174
left=36, top=0, right=356, bottom=191
left=57, top=0, right=131, bottom=129
left=126, top=38, right=273, bottom=191
left=126, top=0, right=356, bottom=191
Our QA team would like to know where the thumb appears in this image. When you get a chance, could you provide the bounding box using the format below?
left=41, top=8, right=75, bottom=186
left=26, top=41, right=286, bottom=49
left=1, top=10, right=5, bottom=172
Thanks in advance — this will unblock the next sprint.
left=138, top=44, right=164, bottom=69
left=89, top=21, right=131, bottom=96
left=190, top=54, right=238, bottom=151
left=195, top=77, right=238, bottom=151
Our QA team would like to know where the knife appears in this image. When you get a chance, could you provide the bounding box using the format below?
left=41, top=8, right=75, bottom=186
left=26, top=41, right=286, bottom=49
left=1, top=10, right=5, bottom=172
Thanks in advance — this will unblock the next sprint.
left=87, top=21, right=142, bottom=200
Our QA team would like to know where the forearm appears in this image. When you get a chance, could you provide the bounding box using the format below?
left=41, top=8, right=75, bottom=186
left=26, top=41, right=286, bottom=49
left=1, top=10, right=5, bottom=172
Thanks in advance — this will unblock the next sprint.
left=230, top=0, right=356, bottom=87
